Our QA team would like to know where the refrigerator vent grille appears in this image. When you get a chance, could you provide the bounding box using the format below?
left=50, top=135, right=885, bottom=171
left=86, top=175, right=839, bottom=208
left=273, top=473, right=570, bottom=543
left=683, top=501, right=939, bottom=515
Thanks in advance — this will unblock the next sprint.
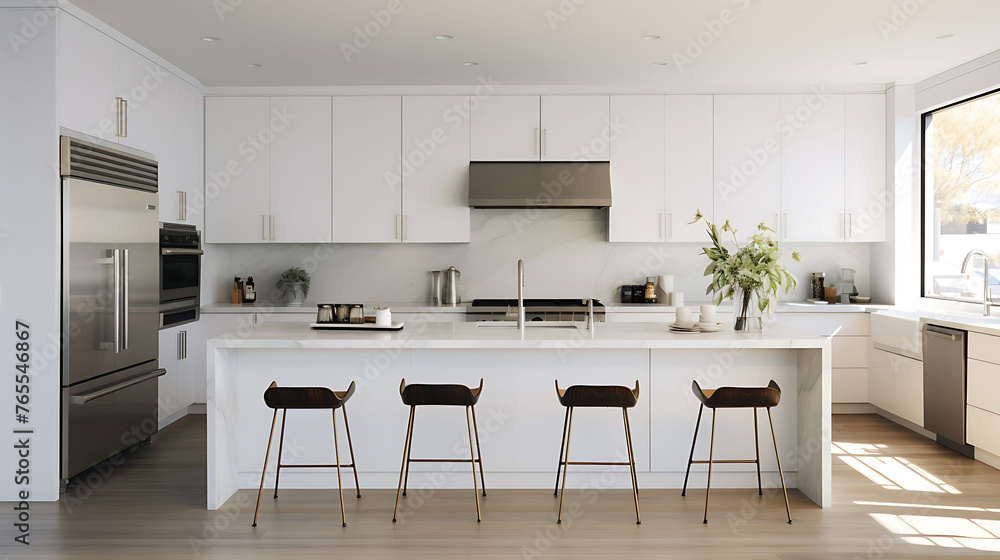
left=60, top=136, right=158, bottom=192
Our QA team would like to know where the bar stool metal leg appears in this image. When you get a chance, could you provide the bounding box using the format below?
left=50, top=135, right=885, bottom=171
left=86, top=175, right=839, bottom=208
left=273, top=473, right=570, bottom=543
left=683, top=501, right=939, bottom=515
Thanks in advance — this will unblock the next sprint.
left=623, top=408, right=641, bottom=525
left=273, top=410, right=287, bottom=499
left=252, top=409, right=278, bottom=527
left=554, top=407, right=569, bottom=497
left=681, top=404, right=704, bottom=497
left=754, top=407, right=763, bottom=496
left=341, top=404, right=362, bottom=499
left=767, top=408, right=793, bottom=524
left=402, top=410, right=415, bottom=497
left=392, top=406, right=416, bottom=523
left=703, top=409, right=716, bottom=524
left=557, top=407, right=574, bottom=524
left=465, top=406, right=482, bottom=522
left=470, top=405, right=487, bottom=497
left=332, top=409, right=347, bottom=527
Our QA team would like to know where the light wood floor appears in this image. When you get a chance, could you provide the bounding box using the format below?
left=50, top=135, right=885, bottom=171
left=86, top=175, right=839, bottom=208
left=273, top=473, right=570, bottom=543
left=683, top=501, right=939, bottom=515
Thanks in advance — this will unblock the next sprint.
left=3, top=414, right=999, bottom=559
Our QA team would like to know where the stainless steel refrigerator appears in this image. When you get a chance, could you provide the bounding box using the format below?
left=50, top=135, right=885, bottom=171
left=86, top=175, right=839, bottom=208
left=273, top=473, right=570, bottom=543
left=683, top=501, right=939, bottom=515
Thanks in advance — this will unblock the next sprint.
left=60, top=136, right=165, bottom=481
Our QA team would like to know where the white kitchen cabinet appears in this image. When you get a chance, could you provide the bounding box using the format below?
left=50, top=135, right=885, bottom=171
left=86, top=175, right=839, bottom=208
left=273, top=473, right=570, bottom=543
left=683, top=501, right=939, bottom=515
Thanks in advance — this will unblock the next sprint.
left=115, top=44, right=161, bottom=154
left=892, top=353, right=923, bottom=426
left=269, top=97, right=332, bottom=243
left=665, top=95, right=715, bottom=242
left=153, top=72, right=203, bottom=227
left=714, top=95, right=782, bottom=238
left=833, top=368, right=869, bottom=403
left=845, top=94, right=887, bottom=242
left=401, top=96, right=471, bottom=243
left=609, top=95, right=666, bottom=242
left=780, top=94, right=845, bottom=242
left=968, top=359, right=1000, bottom=415
left=470, top=96, right=541, bottom=161
left=868, top=347, right=895, bottom=411
left=832, top=336, right=868, bottom=369
left=969, top=333, right=1000, bottom=365
left=192, top=314, right=256, bottom=402
left=540, top=95, right=610, bottom=161
left=968, top=405, right=1000, bottom=458
left=204, top=97, right=271, bottom=243
left=158, top=326, right=195, bottom=424
left=58, top=15, right=119, bottom=141
left=334, top=96, right=402, bottom=243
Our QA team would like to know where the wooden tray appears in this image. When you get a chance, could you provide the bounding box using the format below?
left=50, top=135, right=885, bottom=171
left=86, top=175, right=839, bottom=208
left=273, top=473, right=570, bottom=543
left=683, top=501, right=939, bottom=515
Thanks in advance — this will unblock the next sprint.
left=310, top=322, right=404, bottom=331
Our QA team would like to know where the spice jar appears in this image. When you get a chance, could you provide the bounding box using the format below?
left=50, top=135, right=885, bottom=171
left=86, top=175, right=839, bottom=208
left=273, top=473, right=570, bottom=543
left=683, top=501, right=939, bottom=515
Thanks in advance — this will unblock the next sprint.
left=811, top=272, right=825, bottom=300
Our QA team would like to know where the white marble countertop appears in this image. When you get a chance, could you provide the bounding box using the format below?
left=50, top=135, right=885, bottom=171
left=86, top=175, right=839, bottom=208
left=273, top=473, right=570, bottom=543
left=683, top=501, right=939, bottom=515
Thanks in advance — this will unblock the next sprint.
left=208, top=321, right=828, bottom=350
left=870, top=308, right=1000, bottom=337
left=201, top=302, right=471, bottom=314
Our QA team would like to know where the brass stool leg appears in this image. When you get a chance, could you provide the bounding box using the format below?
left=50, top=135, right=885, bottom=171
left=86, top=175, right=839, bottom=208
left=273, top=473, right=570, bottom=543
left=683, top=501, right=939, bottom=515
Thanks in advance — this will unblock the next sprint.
left=465, top=406, right=482, bottom=522
left=470, top=405, right=487, bottom=497
left=392, top=406, right=415, bottom=523
left=703, top=409, right=717, bottom=524
left=252, top=409, right=278, bottom=527
left=754, top=407, right=763, bottom=496
left=342, top=404, right=362, bottom=499
left=273, top=409, right=287, bottom=499
left=332, top=409, right=347, bottom=527
left=557, top=407, right=574, bottom=524
left=681, top=404, right=704, bottom=497
left=767, top=407, right=793, bottom=524
left=623, top=408, right=641, bottom=525
left=402, top=408, right=415, bottom=497
left=554, top=407, right=569, bottom=497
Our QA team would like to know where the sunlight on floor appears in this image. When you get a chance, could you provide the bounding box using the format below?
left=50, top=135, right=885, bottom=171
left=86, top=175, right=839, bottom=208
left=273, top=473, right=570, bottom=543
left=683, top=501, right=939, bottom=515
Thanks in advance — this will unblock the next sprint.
left=832, top=442, right=961, bottom=493
left=871, top=513, right=1000, bottom=552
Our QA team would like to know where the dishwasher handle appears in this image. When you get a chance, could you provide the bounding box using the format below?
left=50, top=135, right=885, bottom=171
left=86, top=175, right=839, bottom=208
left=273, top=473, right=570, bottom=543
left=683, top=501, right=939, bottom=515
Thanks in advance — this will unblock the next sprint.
left=923, top=325, right=964, bottom=341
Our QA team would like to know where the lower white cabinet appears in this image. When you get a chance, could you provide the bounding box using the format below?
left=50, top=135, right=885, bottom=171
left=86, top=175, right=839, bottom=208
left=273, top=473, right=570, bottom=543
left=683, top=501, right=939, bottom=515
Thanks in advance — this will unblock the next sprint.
left=968, top=405, right=1000, bottom=457
left=191, top=314, right=256, bottom=403
left=868, top=347, right=922, bottom=425
left=158, top=326, right=196, bottom=423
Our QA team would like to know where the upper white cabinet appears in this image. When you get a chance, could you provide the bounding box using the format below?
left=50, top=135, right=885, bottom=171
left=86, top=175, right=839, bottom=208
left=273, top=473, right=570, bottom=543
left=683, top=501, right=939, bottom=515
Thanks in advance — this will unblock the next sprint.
left=845, top=94, right=887, bottom=242
left=269, top=97, right=332, bottom=243
left=780, top=94, right=845, bottom=242
left=334, top=96, right=402, bottom=243
left=713, top=95, right=782, bottom=238
left=152, top=71, right=203, bottom=227
left=665, top=95, right=715, bottom=242
left=205, top=97, right=271, bottom=243
left=540, top=96, right=610, bottom=161
left=609, top=96, right=665, bottom=242
left=471, top=96, right=540, bottom=161
left=401, top=96, right=471, bottom=243
left=59, top=15, right=119, bottom=142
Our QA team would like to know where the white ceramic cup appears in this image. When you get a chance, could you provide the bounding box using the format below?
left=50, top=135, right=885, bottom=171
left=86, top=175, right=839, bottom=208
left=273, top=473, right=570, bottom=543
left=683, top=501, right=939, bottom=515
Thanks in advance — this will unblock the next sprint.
left=375, top=308, right=391, bottom=327
left=675, top=307, right=694, bottom=326
left=699, top=305, right=717, bottom=324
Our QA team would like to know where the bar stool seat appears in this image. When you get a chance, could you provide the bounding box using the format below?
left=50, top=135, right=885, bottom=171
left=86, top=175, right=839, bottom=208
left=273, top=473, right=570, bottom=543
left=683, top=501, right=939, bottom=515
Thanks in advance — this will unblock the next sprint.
left=252, top=381, right=361, bottom=528
left=682, top=379, right=792, bottom=525
left=554, top=380, right=641, bottom=525
left=393, top=379, right=486, bottom=523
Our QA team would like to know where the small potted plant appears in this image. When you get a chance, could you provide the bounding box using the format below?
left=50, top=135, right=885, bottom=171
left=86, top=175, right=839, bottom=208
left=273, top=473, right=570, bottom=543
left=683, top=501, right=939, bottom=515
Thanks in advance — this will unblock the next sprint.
left=690, top=211, right=800, bottom=331
left=276, top=266, right=310, bottom=306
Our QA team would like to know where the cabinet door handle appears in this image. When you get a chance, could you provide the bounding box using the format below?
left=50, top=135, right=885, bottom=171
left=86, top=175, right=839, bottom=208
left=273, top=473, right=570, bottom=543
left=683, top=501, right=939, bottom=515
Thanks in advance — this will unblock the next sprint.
left=177, top=191, right=185, bottom=221
left=270, top=215, right=275, bottom=240
left=177, top=331, right=183, bottom=360
left=658, top=213, right=663, bottom=239
left=262, top=215, right=268, bottom=240
left=541, top=128, right=547, bottom=158
left=182, top=331, right=187, bottom=360
left=840, top=213, right=845, bottom=239
left=115, top=97, right=125, bottom=137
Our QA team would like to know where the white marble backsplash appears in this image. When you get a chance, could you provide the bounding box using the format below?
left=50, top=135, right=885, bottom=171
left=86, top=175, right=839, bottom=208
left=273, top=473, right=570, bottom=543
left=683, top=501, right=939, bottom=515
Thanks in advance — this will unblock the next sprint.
left=204, top=209, right=871, bottom=305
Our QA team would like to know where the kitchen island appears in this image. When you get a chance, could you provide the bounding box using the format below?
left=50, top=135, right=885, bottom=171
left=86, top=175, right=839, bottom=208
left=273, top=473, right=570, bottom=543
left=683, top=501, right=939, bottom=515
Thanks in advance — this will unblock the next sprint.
left=207, top=322, right=831, bottom=510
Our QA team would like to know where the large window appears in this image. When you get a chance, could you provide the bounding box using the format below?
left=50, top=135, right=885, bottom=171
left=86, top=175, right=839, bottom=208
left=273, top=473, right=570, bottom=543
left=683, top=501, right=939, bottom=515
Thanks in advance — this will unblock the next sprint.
left=923, top=90, right=1000, bottom=303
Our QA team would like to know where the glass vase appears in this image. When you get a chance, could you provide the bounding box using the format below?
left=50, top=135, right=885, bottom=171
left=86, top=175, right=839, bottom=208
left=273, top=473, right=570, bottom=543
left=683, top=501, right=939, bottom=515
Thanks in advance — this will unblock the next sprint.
left=733, top=287, right=763, bottom=332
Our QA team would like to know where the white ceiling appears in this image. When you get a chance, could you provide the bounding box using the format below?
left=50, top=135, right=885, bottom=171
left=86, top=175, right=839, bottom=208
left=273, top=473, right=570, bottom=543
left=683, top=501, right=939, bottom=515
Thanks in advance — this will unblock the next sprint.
left=71, top=0, right=1000, bottom=88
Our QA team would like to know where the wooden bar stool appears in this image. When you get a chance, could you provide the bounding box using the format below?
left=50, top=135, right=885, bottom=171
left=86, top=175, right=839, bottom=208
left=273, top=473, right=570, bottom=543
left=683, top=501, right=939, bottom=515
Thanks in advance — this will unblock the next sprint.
left=252, top=381, right=361, bottom=528
left=554, top=380, right=641, bottom=525
left=681, top=379, right=792, bottom=524
left=393, top=378, right=486, bottom=523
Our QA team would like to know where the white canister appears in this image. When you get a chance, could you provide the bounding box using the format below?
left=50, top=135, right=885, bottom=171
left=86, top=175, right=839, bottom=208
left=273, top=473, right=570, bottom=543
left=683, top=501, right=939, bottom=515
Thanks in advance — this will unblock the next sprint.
left=375, top=308, right=392, bottom=327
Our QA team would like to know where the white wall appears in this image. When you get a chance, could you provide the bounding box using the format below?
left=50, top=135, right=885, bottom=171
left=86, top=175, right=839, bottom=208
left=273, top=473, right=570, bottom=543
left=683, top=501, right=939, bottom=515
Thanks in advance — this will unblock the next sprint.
left=207, top=209, right=871, bottom=306
left=0, top=9, right=60, bottom=501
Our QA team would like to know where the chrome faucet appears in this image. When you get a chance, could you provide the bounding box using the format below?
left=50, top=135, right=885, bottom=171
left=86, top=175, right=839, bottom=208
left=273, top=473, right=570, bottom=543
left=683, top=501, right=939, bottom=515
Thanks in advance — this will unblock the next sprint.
left=961, top=249, right=995, bottom=317
left=517, top=259, right=525, bottom=334
left=587, top=298, right=595, bottom=331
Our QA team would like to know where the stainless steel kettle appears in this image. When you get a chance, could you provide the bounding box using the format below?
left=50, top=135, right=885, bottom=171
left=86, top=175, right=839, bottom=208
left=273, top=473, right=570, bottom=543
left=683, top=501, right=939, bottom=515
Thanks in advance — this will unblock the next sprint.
left=442, top=266, right=461, bottom=305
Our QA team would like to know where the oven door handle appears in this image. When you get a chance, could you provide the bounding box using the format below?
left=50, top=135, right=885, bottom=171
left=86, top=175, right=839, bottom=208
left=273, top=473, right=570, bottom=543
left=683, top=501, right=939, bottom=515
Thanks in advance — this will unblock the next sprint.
left=161, top=248, right=204, bottom=256
left=69, top=369, right=166, bottom=405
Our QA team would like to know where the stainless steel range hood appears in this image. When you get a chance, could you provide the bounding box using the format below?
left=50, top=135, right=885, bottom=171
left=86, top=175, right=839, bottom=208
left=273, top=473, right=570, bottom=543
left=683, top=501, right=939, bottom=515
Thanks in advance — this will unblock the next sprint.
left=468, top=161, right=612, bottom=208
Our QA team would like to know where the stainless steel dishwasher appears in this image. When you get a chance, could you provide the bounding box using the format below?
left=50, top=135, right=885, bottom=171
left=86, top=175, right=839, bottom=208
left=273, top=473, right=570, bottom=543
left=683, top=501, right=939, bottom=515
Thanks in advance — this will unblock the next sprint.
left=922, top=324, right=970, bottom=453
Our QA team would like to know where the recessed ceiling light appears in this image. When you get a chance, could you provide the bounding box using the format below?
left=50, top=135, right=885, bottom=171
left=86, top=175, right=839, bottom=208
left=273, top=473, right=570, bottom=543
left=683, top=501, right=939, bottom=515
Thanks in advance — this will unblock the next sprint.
left=651, top=61, right=668, bottom=66
left=462, top=61, right=479, bottom=66
left=642, top=35, right=661, bottom=40
left=202, top=36, right=220, bottom=42
left=435, top=34, right=454, bottom=40
left=853, top=61, right=868, bottom=65
left=246, top=63, right=263, bottom=68
left=937, top=34, right=955, bottom=39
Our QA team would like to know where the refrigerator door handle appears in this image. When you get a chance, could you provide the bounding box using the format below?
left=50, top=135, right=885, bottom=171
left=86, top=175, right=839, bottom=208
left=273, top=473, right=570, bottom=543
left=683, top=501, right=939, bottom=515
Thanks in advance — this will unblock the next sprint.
left=69, top=369, right=166, bottom=405
left=122, top=249, right=129, bottom=350
left=112, top=249, right=121, bottom=354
